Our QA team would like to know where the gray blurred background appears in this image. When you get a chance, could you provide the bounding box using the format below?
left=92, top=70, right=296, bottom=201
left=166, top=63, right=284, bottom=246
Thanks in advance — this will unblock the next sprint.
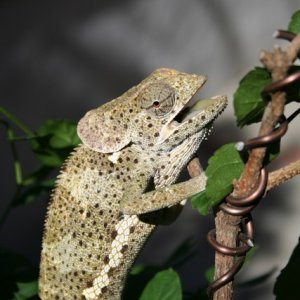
left=1, top=0, right=300, bottom=299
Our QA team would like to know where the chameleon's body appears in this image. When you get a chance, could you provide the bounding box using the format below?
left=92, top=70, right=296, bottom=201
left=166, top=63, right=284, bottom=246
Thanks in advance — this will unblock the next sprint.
left=39, top=68, right=227, bottom=299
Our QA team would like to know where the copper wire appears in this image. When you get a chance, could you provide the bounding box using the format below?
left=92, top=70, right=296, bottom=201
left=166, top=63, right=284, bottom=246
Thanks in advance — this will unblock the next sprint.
left=261, top=71, right=300, bottom=102
left=274, top=30, right=296, bottom=41
left=226, top=168, right=268, bottom=207
left=207, top=256, right=245, bottom=299
left=206, top=29, right=300, bottom=299
left=219, top=202, right=255, bottom=216
left=207, top=229, right=250, bottom=256
left=218, top=168, right=268, bottom=216
left=243, top=120, right=288, bottom=150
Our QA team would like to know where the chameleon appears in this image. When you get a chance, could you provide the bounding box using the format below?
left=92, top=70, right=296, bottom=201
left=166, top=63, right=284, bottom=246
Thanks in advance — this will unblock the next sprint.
left=39, top=68, right=227, bottom=300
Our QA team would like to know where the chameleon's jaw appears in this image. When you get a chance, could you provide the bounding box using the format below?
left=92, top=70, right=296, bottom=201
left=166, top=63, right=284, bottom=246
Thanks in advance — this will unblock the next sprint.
left=171, top=94, right=227, bottom=128
left=181, top=95, right=227, bottom=122
left=157, top=94, right=227, bottom=147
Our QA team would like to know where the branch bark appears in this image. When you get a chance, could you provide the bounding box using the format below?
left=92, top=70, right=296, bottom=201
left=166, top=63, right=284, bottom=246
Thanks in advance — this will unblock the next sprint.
left=267, top=159, right=300, bottom=193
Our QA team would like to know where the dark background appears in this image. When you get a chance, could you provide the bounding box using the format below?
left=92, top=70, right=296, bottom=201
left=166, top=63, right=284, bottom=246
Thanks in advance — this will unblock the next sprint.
left=1, top=1, right=300, bottom=299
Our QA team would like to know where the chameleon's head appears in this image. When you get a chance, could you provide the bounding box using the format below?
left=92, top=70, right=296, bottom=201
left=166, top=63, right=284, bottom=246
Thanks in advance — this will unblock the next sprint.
left=77, top=68, right=227, bottom=153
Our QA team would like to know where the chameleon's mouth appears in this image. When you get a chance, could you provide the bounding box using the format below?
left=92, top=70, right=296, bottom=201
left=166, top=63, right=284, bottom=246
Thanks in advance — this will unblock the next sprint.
left=172, top=95, right=227, bottom=126
left=156, top=77, right=227, bottom=146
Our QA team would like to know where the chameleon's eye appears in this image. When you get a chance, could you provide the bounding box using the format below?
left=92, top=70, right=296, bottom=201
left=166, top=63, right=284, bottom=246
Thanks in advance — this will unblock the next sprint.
left=140, top=83, right=175, bottom=117
left=152, top=100, right=160, bottom=108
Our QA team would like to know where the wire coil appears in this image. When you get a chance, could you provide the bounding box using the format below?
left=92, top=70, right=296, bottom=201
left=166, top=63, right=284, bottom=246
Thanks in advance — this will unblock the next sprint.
left=206, top=30, right=300, bottom=299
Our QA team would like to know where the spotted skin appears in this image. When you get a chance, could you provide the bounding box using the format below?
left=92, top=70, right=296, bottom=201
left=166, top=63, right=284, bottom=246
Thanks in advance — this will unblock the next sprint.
left=39, top=68, right=227, bottom=299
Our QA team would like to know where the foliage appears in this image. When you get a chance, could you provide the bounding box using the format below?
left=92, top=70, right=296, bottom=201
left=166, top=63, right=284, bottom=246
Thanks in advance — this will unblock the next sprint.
left=139, top=269, right=182, bottom=300
left=191, top=143, right=244, bottom=215
left=0, top=107, right=79, bottom=299
left=234, top=67, right=271, bottom=127
left=288, top=10, right=300, bottom=34
left=13, top=281, right=39, bottom=300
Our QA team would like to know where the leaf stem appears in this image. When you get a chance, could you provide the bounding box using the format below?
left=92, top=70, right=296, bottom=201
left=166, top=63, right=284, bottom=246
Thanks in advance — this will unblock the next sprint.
left=0, top=106, right=34, bottom=137
left=0, top=107, right=35, bottom=228
left=0, top=120, right=23, bottom=185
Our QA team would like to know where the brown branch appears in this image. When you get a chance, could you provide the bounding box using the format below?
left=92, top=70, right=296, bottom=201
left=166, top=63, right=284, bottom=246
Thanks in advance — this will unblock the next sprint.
left=212, top=33, right=300, bottom=300
left=187, top=157, right=203, bottom=177
left=267, top=159, right=300, bottom=193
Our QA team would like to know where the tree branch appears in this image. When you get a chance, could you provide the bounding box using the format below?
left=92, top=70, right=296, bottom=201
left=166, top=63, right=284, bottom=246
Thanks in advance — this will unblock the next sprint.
left=267, top=159, right=300, bottom=193
left=212, top=34, right=300, bottom=300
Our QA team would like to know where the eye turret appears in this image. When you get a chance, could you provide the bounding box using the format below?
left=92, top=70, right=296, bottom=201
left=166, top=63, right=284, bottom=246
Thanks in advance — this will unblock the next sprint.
left=139, top=83, right=176, bottom=117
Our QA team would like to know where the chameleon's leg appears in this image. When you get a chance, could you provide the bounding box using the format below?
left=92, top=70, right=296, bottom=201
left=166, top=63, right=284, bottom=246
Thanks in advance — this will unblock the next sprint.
left=120, top=174, right=206, bottom=215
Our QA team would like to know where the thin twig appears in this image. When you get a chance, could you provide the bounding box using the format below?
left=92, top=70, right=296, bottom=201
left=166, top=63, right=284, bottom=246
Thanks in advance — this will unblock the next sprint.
left=267, top=159, right=300, bottom=193
left=187, top=157, right=203, bottom=177
left=0, top=120, right=23, bottom=228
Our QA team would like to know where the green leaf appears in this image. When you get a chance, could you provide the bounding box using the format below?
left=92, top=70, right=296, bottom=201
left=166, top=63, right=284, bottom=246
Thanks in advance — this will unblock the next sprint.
left=288, top=10, right=300, bottom=34
left=205, top=144, right=244, bottom=201
left=13, top=280, right=38, bottom=300
left=49, top=121, right=79, bottom=149
left=204, top=266, right=215, bottom=284
left=191, top=144, right=244, bottom=215
left=125, top=265, right=162, bottom=300
left=36, top=120, right=80, bottom=149
left=191, top=191, right=211, bottom=216
left=127, top=240, right=196, bottom=299
left=274, top=237, right=300, bottom=299
left=32, top=120, right=79, bottom=166
left=234, top=67, right=271, bottom=127
left=234, top=64, right=300, bottom=127
left=139, top=269, right=182, bottom=300
left=131, top=264, right=146, bottom=276
left=33, top=148, right=66, bottom=167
